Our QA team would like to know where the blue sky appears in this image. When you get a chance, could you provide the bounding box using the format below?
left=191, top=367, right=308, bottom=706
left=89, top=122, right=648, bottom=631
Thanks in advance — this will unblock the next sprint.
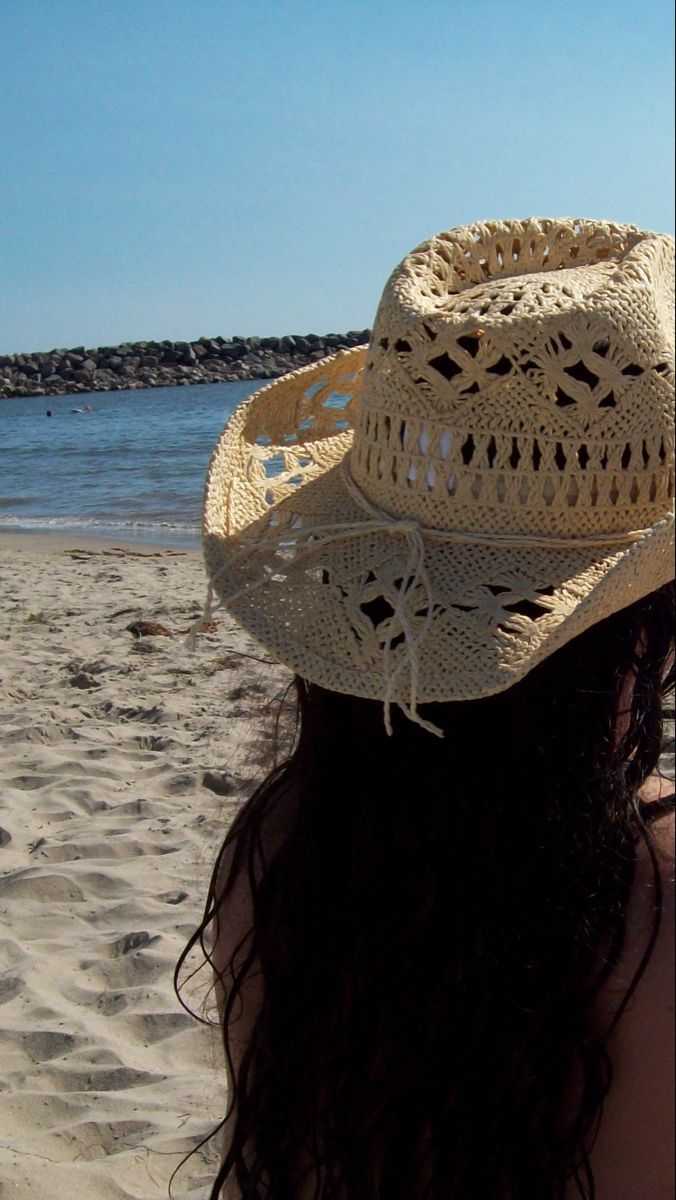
left=1, top=0, right=673, bottom=354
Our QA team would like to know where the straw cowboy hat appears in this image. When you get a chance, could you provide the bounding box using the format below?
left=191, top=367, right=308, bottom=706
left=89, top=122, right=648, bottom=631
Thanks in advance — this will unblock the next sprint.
left=200, top=217, right=675, bottom=734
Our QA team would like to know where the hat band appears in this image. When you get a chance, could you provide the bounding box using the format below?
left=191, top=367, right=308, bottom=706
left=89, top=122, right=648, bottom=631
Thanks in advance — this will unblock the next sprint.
left=339, top=460, right=654, bottom=551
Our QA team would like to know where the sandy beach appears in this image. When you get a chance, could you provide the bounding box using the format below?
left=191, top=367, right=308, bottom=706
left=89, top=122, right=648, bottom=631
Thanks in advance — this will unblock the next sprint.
left=0, top=533, right=673, bottom=1200
left=0, top=533, right=291, bottom=1199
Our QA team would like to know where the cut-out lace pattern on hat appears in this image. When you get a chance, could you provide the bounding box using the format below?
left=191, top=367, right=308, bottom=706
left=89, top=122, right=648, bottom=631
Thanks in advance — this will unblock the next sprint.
left=202, top=218, right=675, bottom=722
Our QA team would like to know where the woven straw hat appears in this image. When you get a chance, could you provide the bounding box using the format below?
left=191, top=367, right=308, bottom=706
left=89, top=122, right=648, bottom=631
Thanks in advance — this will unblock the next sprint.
left=202, top=218, right=675, bottom=734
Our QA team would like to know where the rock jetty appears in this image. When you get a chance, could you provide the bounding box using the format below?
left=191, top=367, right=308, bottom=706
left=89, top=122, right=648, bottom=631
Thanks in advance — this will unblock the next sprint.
left=0, top=331, right=371, bottom=400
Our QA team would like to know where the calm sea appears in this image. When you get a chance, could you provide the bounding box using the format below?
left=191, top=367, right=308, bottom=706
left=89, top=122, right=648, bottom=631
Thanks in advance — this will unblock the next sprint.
left=0, top=380, right=261, bottom=547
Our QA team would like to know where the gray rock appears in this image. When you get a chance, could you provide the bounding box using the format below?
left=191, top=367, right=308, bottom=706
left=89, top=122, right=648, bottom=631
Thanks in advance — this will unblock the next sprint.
left=220, top=342, right=247, bottom=361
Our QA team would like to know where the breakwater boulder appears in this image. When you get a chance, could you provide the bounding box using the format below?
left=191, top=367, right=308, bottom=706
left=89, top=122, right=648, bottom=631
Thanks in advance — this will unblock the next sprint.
left=0, top=331, right=372, bottom=399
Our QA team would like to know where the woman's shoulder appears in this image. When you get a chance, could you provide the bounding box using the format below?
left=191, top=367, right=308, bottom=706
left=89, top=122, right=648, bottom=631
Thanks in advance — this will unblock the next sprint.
left=584, top=776, right=674, bottom=1200
left=637, top=773, right=675, bottom=922
left=620, top=773, right=674, bottom=1010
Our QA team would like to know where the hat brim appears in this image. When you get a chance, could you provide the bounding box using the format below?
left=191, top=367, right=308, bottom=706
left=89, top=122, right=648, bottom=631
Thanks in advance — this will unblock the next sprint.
left=203, top=350, right=675, bottom=707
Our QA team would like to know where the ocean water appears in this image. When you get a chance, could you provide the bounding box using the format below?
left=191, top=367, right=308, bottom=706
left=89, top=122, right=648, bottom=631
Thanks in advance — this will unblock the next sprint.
left=0, top=380, right=262, bottom=546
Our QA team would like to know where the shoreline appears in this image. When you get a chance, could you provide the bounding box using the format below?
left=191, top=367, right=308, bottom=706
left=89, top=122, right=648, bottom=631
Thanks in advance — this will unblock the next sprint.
left=0, top=529, right=203, bottom=556
left=0, top=526, right=202, bottom=553
left=0, top=330, right=370, bottom=400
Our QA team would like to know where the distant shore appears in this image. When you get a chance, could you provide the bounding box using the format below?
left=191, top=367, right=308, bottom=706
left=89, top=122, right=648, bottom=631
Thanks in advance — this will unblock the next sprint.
left=0, top=330, right=371, bottom=400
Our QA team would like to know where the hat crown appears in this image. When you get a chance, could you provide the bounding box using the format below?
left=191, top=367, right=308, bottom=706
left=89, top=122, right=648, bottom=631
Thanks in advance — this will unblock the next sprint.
left=351, top=218, right=675, bottom=536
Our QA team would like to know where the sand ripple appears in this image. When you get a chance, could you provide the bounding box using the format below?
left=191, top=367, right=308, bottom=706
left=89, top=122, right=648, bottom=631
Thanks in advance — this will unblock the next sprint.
left=0, top=534, right=290, bottom=1198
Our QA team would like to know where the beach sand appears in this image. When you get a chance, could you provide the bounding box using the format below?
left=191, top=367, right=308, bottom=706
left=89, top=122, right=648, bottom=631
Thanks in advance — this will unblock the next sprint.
left=0, top=533, right=291, bottom=1199
left=0, top=534, right=673, bottom=1200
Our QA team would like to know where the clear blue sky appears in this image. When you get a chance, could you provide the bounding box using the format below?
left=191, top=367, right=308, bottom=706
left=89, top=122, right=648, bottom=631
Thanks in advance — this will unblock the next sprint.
left=1, top=0, right=673, bottom=354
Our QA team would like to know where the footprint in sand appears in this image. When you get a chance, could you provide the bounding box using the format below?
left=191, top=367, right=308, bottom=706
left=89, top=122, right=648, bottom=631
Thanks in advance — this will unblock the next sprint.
left=162, top=772, right=198, bottom=796
left=79, top=951, right=166, bottom=991
left=36, top=840, right=155, bottom=863
left=122, top=1011, right=195, bottom=1045
left=41, top=1064, right=164, bottom=1092
left=2, top=724, right=64, bottom=746
left=40, top=788, right=111, bottom=815
left=100, top=701, right=169, bottom=724
left=134, top=734, right=177, bottom=751
left=94, top=990, right=128, bottom=1016
left=108, top=797, right=167, bottom=817
left=0, top=975, right=23, bottom=1005
left=62, top=1117, right=154, bottom=1158
left=8, top=773, right=53, bottom=791
left=0, top=872, right=86, bottom=903
left=159, top=889, right=189, bottom=905
left=21, top=1030, right=78, bottom=1062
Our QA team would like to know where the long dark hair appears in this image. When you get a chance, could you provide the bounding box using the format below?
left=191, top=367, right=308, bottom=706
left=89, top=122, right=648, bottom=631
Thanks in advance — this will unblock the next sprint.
left=177, top=582, right=674, bottom=1200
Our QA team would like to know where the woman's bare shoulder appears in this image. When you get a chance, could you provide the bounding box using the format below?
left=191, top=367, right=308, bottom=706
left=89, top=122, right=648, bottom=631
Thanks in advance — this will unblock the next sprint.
left=211, top=794, right=296, bottom=1028
left=585, top=782, right=674, bottom=1200
left=638, top=774, right=675, bottom=914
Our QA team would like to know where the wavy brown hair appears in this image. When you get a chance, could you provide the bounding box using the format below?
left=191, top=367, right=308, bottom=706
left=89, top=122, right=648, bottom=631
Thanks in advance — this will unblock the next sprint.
left=177, top=582, right=674, bottom=1199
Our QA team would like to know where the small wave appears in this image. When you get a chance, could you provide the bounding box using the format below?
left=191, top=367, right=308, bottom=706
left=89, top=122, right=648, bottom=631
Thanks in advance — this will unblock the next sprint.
left=0, top=514, right=198, bottom=530
left=0, top=514, right=201, bottom=546
left=0, top=496, right=38, bottom=508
